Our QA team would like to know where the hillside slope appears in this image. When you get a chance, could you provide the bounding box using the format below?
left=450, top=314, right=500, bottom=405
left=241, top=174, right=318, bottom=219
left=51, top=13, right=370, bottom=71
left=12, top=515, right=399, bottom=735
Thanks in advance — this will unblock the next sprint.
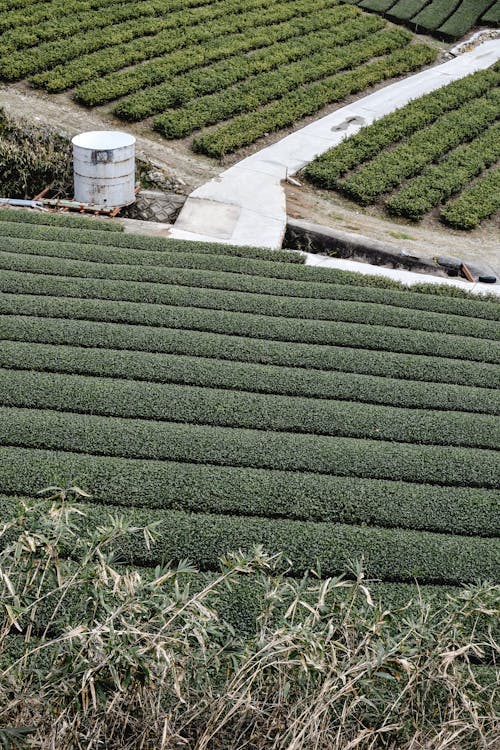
left=0, top=210, right=498, bottom=604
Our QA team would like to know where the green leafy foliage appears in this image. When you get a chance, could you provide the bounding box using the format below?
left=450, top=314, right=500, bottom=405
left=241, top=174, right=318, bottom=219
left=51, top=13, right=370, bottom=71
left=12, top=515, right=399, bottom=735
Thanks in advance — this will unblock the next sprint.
left=345, top=0, right=497, bottom=37
left=79, top=4, right=365, bottom=108
left=385, top=122, right=500, bottom=220
left=0, top=0, right=437, bottom=153
left=437, top=0, right=494, bottom=39
left=2, top=367, right=499, bottom=449
left=0, top=0, right=275, bottom=79
left=1, top=500, right=498, bottom=749
left=305, top=65, right=500, bottom=228
left=0, top=221, right=497, bottom=316
left=0, top=108, right=71, bottom=198
left=305, top=67, right=499, bottom=188
left=2, top=448, right=498, bottom=537
left=337, top=90, right=500, bottom=204
left=191, top=45, right=436, bottom=156
left=0, top=208, right=123, bottom=231
left=2, top=340, right=499, bottom=414
left=1, top=257, right=499, bottom=340
left=3, top=314, right=499, bottom=389
left=0, top=214, right=498, bottom=600
left=155, top=27, right=411, bottom=138
left=440, top=166, right=500, bottom=229
left=5, top=498, right=499, bottom=582
left=2, top=405, right=499, bottom=488
left=1, top=289, right=498, bottom=364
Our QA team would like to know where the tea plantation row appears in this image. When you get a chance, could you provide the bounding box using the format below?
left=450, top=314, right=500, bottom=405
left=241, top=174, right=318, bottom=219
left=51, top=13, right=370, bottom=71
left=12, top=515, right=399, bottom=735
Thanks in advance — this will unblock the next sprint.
left=306, top=65, right=500, bottom=228
left=344, top=0, right=499, bottom=39
left=0, top=0, right=436, bottom=154
left=0, top=210, right=498, bottom=602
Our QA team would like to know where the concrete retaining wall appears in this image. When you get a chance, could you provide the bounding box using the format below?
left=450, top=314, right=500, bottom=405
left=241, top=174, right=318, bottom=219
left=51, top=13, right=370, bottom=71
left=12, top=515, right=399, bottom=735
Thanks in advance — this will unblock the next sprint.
left=284, top=218, right=451, bottom=277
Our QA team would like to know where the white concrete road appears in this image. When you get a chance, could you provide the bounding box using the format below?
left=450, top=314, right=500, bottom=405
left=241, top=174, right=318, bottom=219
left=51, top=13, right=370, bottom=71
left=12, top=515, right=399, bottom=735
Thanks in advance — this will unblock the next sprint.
left=172, top=38, right=500, bottom=253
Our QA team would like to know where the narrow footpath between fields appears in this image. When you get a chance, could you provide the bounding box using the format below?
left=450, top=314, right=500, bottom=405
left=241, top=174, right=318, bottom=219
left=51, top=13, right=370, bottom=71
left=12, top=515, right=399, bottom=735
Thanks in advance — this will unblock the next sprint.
left=172, top=38, right=500, bottom=262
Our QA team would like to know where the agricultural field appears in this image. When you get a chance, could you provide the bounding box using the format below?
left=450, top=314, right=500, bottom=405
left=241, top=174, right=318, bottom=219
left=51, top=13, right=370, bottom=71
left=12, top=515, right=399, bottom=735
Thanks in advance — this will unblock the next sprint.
left=345, top=0, right=499, bottom=39
left=305, top=64, right=500, bottom=230
left=0, top=0, right=437, bottom=157
left=0, top=209, right=498, bottom=606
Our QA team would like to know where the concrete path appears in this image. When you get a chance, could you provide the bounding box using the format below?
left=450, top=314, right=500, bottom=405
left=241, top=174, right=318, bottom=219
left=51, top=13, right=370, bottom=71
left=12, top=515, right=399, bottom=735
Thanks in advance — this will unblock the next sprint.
left=305, top=253, right=500, bottom=297
left=172, top=38, right=500, bottom=248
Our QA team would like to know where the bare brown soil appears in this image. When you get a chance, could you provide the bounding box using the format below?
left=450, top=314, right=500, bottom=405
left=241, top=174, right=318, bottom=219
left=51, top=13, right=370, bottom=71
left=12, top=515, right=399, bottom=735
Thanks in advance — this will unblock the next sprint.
left=1, top=30, right=497, bottom=277
left=0, top=82, right=221, bottom=195
left=286, top=182, right=500, bottom=273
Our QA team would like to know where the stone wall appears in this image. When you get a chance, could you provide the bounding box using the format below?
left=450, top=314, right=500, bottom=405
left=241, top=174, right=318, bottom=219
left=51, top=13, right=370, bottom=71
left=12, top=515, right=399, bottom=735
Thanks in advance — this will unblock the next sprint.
left=125, top=189, right=186, bottom=224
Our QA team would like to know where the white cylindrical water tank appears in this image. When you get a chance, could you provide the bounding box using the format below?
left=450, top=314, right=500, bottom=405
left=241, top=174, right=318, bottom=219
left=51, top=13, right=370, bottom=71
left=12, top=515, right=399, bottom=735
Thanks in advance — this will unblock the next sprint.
left=72, top=131, right=136, bottom=209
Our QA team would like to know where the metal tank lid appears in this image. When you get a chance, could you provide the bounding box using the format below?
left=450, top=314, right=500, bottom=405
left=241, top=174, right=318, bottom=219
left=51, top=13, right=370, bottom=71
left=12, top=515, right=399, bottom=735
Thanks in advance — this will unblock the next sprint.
left=72, top=131, right=136, bottom=150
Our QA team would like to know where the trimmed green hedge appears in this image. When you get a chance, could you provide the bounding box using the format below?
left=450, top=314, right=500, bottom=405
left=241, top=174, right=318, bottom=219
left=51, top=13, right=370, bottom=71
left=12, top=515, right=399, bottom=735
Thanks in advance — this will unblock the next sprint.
left=2, top=266, right=498, bottom=341
left=338, top=91, right=500, bottom=205
left=440, top=166, right=500, bottom=230
left=4, top=498, right=496, bottom=583
left=2, top=367, right=497, bottom=449
left=1, top=227, right=498, bottom=308
left=2, top=315, right=498, bottom=389
left=304, top=67, right=500, bottom=187
left=0, top=0, right=276, bottom=79
left=113, top=12, right=381, bottom=120
left=0, top=209, right=123, bottom=231
left=385, top=122, right=500, bottom=220
left=0, top=0, right=213, bottom=54
left=1, top=407, right=499, bottom=488
left=0, top=494, right=490, bottom=634
left=1, top=447, right=498, bottom=536
left=0, top=221, right=304, bottom=264
left=78, top=4, right=361, bottom=107
left=192, top=44, right=436, bottom=157
left=0, top=233, right=497, bottom=318
left=438, top=0, right=494, bottom=39
left=1, top=291, right=497, bottom=364
left=3, top=341, right=498, bottom=415
left=154, top=27, right=410, bottom=138
left=30, top=0, right=338, bottom=92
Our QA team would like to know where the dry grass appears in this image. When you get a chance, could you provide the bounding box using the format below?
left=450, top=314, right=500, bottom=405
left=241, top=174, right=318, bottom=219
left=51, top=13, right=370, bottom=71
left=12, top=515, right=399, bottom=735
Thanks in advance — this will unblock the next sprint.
left=0, top=490, right=498, bottom=750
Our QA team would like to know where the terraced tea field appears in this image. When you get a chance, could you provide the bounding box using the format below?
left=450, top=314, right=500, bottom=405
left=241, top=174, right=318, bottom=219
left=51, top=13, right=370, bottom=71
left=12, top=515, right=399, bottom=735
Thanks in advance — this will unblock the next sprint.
left=346, top=0, right=499, bottom=39
left=305, top=65, right=500, bottom=229
left=0, top=0, right=437, bottom=156
left=0, top=209, right=498, bottom=616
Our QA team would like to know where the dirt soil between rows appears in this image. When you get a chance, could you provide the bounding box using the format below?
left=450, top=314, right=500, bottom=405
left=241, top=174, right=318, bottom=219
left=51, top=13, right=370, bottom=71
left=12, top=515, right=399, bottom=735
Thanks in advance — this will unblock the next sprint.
left=286, top=183, right=500, bottom=274
left=1, top=80, right=498, bottom=274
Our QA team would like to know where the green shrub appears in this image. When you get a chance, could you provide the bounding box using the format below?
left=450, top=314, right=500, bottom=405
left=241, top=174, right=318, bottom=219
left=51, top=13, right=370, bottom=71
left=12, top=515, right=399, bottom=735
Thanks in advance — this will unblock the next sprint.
left=0, top=0, right=272, bottom=78
left=30, top=0, right=339, bottom=91
left=3, top=314, right=498, bottom=388
left=100, top=6, right=371, bottom=112
left=2, top=366, right=498, bottom=449
left=1, top=447, right=498, bottom=536
left=192, top=44, right=436, bottom=156
left=155, top=28, right=410, bottom=138
left=385, top=122, right=500, bottom=220
left=1, top=497, right=498, bottom=749
left=0, top=207, right=123, bottom=231
left=1, top=406, right=499, bottom=488
left=0, top=108, right=71, bottom=198
left=2, top=260, right=498, bottom=341
left=440, top=167, right=500, bottom=230
left=1, top=289, right=497, bottom=364
left=438, top=0, right=493, bottom=39
left=78, top=4, right=361, bottom=107
left=338, top=91, right=500, bottom=204
left=0, top=223, right=497, bottom=314
left=2, top=339, right=498, bottom=414
left=0, top=220, right=303, bottom=262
